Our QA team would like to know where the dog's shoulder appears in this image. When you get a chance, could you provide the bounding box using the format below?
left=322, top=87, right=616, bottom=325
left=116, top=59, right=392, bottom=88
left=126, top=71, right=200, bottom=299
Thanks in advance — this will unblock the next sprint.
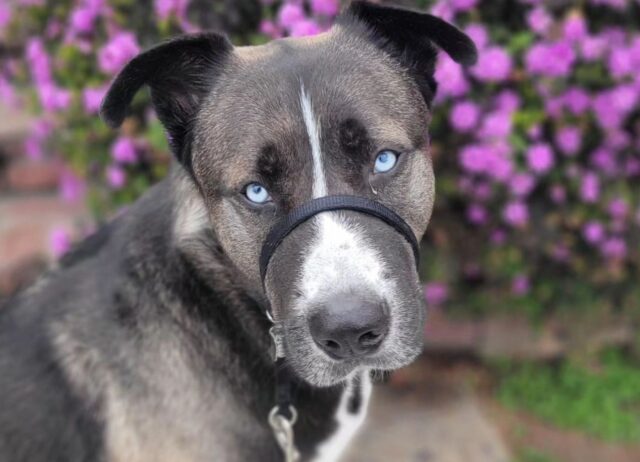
left=0, top=285, right=105, bottom=460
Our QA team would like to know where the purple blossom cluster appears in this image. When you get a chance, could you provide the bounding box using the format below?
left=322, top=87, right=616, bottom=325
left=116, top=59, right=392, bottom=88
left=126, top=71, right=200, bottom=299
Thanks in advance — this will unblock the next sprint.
left=260, top=0, right=339, bottom=38
left=429, top=0, right=640, bottom=301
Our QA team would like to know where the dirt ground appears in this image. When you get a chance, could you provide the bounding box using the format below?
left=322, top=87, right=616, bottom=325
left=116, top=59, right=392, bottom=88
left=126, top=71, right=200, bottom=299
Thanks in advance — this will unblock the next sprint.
left=343, top=356, right=640, bottom=462
left=344, top=357, right=510, bottom=462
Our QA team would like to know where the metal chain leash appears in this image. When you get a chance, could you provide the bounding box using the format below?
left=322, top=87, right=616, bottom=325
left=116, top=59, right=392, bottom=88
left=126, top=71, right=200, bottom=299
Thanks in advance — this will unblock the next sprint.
left=267, top=318, right=300, bottom=462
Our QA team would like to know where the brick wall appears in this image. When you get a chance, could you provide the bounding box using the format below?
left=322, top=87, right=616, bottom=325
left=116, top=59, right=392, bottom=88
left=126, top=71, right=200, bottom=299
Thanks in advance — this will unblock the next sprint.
left=0, top=105, right=89, bottom=297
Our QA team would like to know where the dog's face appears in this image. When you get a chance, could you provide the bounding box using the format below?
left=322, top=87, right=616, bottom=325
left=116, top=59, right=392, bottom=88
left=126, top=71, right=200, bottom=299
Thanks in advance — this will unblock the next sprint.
left=102, top=2, right=476, bottom=386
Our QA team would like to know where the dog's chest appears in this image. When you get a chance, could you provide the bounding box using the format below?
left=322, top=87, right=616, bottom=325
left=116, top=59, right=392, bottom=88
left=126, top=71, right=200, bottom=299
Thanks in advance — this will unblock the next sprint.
left=309, top=372, right=372, bottom=462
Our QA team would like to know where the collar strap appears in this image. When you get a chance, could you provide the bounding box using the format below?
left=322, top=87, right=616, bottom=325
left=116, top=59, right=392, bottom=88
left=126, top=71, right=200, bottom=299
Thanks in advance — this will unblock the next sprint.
left=259, top=195, right=420, bottom=285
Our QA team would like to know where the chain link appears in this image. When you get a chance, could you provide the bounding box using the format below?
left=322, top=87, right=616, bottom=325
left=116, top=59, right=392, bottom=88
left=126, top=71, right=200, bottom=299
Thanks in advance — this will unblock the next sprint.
left=268, top=406, right=300, bottom=462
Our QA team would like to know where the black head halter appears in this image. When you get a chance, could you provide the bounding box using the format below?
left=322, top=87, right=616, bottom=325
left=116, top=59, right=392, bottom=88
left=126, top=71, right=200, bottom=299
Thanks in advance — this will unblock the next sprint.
left=259, top=195, right=420, bottom=287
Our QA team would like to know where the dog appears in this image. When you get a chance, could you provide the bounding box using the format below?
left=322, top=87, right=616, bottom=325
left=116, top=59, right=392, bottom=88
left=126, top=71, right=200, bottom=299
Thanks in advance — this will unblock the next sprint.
left=0, top=2, right=476, bottom=461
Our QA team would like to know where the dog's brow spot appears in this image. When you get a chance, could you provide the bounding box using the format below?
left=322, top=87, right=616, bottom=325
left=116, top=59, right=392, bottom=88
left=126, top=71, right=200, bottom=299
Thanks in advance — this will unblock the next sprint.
left=257, top=144, right=287, bottom=183
left=339, top=118, right=371, bottom=157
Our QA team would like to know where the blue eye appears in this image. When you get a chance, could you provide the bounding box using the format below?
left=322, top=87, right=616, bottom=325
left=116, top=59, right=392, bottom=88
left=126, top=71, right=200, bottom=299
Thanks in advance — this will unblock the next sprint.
left=245, top=182, right=271, bottom=204
left=374, top=150, right=398, bottom=173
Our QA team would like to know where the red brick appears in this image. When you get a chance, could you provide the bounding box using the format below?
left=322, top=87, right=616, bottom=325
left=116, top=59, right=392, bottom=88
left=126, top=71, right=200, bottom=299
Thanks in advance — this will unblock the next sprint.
left=0, top=256, right=46, bottom=296
left=4, top=158, right=61, bottom=192
left=0, top=195, right=90, bottom=268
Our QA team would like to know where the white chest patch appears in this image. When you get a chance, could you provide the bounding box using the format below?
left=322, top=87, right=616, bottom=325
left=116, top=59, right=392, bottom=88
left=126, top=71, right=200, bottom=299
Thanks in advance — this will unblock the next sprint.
left=311, top=371, right=372, bottom=462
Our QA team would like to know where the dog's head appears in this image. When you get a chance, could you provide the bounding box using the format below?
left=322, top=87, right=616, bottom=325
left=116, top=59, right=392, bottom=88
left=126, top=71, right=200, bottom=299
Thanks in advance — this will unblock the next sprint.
left=102, top=1, right=476, bottom=386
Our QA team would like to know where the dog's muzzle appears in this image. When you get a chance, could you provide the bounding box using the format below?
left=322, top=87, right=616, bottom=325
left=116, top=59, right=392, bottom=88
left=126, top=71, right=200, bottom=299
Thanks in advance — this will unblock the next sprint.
left=258, top=195, right=420, bottom=462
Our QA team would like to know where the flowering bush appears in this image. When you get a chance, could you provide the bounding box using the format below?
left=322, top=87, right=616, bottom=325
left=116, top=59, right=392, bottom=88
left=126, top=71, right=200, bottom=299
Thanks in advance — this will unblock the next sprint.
left=2, top=0, right=640, bottom=318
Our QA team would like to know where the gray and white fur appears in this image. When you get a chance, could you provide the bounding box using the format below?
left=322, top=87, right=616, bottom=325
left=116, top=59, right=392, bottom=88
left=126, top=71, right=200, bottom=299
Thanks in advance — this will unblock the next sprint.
left=0, top=2, right=476, bottom=461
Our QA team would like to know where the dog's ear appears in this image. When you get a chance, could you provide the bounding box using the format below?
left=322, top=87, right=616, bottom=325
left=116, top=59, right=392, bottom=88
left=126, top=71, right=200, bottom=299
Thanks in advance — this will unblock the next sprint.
left=340, top=1, right=477, bottom=104
left=101, top=33, right=232, bottom=169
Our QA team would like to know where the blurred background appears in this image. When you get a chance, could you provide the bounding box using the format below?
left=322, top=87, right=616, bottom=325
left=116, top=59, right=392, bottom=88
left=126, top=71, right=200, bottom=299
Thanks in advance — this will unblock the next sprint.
left=0, top=0, right=639, bottom=461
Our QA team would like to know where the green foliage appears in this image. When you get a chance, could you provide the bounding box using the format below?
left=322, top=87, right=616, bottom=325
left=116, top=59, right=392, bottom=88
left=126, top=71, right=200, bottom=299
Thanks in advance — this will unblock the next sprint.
left=513, top=448, right=559, bottom=462
left=497, top=351, right=640, bottom=442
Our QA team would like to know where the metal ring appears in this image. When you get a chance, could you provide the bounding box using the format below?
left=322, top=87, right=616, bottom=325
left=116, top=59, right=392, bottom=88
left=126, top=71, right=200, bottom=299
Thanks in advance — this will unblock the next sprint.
left=268, top=405, right=298, bottom=426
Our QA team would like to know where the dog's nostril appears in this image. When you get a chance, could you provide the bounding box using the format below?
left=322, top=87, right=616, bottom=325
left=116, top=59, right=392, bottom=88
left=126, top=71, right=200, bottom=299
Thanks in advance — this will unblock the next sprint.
left=358, top=330, right=381, bottom=347
left=324, top=339, right=341, bottom=351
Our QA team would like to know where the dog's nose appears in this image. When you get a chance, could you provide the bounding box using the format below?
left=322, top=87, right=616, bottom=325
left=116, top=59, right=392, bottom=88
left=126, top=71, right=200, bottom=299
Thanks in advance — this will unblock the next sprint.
left=309, top=294, right=389, bottom=360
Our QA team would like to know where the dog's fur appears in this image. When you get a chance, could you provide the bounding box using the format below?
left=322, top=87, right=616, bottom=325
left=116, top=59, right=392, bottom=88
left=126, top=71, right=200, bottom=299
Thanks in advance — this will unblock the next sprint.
left=0, top=2, right=476, bottom=461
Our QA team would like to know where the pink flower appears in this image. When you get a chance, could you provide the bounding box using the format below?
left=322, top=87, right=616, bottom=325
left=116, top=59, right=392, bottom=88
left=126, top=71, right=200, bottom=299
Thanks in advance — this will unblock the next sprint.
left=0, top=2, right=12, bottom=34
left=434, top=55, right=469, bottom=98
left=525, top=41, right=576, bottom=77
left=555, top=126, right=581, bottom=156
left=70, top=7, right=95, bottom=34
left=552, top=244, right=570, bottom=263
left=604, top=130, right=630, bottom=150
left=509, top=173, right=535, bottom=197
left=583, top=221, right=604, bottom=244
left=37, top=83, right=72, bottom=112
left=154, top=0, right=188, bottom=21
left=486, top=151, right=514, bottom=182
left=503, top=201, right=529, bottom=227
left=467, top=204, right=488, bottom=225
left=59, top=169, right=86, bottom=202
left=49, top=227, right=72, bottom=258
left=26, top=38, right=52, bottom=83
left=450, top=101, right=480, bottom=132
left=550, top=185, right=566, bottom=204
left=592, top=93, right=623, bottom=129
left=277, top=3, right=305, bottom=30
left=83, top=86, right=107, bottom=113
left=563, top=15, right=587, bottom=42
left=581, top=35, right=607, bottom=60
left=600, top=237, right=627, bottom=260
left=625, top=158, right=640, bottom=177
left=494, top=90, right=520, bottom=113
left=424, top=282, right=449, bottom=306
left=526, top=143, right=554, bottom=174
left=472, top=46, right=512, bottom=82
left=430, top=1, right=454, bottom=22
left=465, top=24, right=488, bottom=50
left=459, top=144, right=490, bottom=174
left=491, top=229, right=507, bottom=245
left=0, top=75, right=18, bottom=107
left=580, top=172, right=600, bottom=203
left=310, top=0, right=339, bottom=16
left=260, top=20, right=282, bottom=39
left=512, top=274, right=530, bottom=296
left=562, top=88, right=590, bottom=115
left=479, top=110, right=512, bottom=139
left=527, top=6, right=551, bottom=34
left=608, top=198, right=628, bottom=220
left=591, top=147, right=618, bottom=176
left=111, top=137, right=138, bottom=164
left=450, top=0, right=478, bottom=11
left=608, top=47, right=634, bottom=78
left=24, top=137, right=44, bottom=160
left=290, top=19, right=321, bottom=37
left=106, top=165, right=126, bottom=189
left=98, top=32, right=140, bottom=74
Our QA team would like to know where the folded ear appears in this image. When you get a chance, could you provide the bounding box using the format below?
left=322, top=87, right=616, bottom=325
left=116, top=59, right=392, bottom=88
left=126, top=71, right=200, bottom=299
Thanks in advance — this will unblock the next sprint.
left=101, top=33, right=232, bottom=169
left=340, top=1, right=477, bottom=104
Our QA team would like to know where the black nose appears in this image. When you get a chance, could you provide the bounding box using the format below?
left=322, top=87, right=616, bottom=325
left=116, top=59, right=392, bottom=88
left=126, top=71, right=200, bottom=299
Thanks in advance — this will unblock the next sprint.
left=309, top=293, right=389, bottom=360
